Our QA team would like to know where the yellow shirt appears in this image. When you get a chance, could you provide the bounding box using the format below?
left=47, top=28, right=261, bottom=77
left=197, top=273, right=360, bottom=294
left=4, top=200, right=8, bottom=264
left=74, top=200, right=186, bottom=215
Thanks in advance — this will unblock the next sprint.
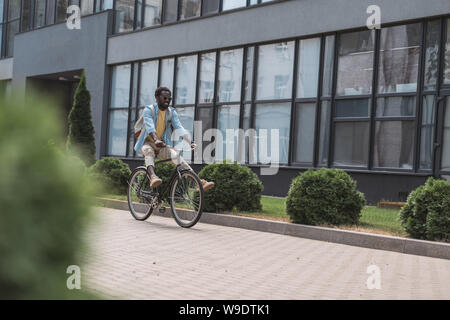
left=155, top=109, right=167, bottom=140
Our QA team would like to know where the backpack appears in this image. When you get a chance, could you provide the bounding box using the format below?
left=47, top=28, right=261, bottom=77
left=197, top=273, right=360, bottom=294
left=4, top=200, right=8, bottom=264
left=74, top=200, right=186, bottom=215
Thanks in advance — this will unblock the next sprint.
left=134, top=105, right=173, bottom=140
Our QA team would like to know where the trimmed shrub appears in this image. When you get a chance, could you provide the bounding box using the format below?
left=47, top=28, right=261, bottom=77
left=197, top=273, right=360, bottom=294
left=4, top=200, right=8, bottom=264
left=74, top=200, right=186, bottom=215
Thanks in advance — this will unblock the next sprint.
left=66, top=71, right=96, bottom=166
left=286, top=169, right=365, bottom=226
left=88, top=157, right=131, bottom=195
left=0, top=94, right=96, bottom=299
left=198, top=162, right=263, bottom=212
left=400, top=177, right=450, bottom=242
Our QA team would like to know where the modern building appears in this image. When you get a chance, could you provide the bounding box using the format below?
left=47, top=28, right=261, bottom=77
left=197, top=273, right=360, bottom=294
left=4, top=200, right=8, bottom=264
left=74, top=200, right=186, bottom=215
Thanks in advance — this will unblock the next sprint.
left=1, top=0, right=450, bottom=203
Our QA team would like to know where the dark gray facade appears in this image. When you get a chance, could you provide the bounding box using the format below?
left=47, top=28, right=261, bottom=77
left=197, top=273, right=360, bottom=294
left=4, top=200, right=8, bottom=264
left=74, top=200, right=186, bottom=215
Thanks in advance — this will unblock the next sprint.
left=2, top=0, right=450, bottom=203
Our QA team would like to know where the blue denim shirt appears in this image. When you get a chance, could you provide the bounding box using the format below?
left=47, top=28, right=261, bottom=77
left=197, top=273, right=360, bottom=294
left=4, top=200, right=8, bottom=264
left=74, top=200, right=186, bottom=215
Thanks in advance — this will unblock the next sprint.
left=134, top=104, right=188, bottom=154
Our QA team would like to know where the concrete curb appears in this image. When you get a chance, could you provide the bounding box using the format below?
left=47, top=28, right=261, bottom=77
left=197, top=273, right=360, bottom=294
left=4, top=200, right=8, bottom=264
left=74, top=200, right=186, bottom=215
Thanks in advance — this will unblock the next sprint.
left=95, top=197, right=450, bottom=260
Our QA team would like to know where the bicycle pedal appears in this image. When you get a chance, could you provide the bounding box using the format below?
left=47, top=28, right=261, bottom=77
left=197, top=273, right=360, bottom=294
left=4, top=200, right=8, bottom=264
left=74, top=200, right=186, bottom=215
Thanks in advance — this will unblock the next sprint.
left=159, top=207, right=166, bottom=213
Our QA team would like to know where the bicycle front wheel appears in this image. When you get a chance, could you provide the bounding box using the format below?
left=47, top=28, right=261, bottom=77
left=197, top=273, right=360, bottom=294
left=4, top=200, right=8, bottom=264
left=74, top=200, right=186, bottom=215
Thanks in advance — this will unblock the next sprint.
left=170, top=171, right=203, bottom=228
left=127, top=167, right=154, bottom=221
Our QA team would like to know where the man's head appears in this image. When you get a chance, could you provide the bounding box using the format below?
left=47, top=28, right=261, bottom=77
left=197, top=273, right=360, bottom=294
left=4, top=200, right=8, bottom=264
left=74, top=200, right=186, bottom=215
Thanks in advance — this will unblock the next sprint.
left=155, top=87, right=172, bottom=110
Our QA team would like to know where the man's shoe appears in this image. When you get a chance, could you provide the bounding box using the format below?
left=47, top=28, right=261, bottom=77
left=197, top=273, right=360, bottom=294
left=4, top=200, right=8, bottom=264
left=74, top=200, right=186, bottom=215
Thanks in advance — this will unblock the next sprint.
left=150, top=175, right=162, bottom=188
left=201, top=179, right=215, bottom=191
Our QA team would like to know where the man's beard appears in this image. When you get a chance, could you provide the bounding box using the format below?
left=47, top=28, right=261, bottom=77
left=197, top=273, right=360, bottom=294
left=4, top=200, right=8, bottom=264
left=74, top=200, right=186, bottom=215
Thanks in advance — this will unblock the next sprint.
left=159, top=103, right=169, bottom=110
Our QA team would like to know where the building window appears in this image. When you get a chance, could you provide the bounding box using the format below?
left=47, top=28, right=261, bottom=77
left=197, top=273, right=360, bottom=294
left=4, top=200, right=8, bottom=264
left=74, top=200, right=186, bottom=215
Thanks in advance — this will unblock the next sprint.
left=163, top=0, right=177, bottom=23
left=337, top=30, right=375, bottom=96
left=378, top=23, right=421, bottom=94
left=217, top=48, right=243, bottom=103
left=216, top=104, right=240, bottom=161
left=81, top=0, right=95, bottom=16
left=174, top=106, right=195, bottom=160
left=293, top=102, right=316, bottom=163
left=56, top=0, right=69, bottom=23
left=179, top=0, right=201, bottom=20
left=21, top=0, right=32, bottom=31
left=222, top=0, right=246, bottom=11
left=198, top=52, right=216, bottom=104
left=175, top=54, right=197, bottom=105
left=114, top=0, right=135, bottom=33
left=442, top=98, right=450, bottom=171
left=424, top=20, right=441, bottom=91
left=334, top=121, right=370, bottom=167
left=108, top=64, right=132, bottom=157
left=254, top=103, right=291, bottom=164
left=297, top=37, right=321, bottom=98
left=244, top=46, right=254, bottom=102
left=420, top=95, right=436, bottom=170
left=159, top=57, right=175, bottom=88
left=34, top=0, right=47, bottom=27
left=143, top=0, right=162, bottom=27
left=202, top=0, right=218, bottom=15
left=139, top=60, right=159, bottom=106
left=256, top=42, right=294, bottom=100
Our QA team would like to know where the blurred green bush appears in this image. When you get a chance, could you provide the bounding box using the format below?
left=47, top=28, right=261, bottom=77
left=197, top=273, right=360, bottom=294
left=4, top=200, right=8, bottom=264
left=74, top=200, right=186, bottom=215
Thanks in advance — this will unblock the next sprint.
left=0, top=94, right=97, bottom=299
left=88, top=157, right=131, bottom=195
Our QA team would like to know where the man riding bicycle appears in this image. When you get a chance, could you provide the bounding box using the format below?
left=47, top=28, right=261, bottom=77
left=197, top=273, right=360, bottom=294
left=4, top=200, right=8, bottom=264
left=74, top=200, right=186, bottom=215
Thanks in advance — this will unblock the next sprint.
left=134, top=86, right=215, bottom=191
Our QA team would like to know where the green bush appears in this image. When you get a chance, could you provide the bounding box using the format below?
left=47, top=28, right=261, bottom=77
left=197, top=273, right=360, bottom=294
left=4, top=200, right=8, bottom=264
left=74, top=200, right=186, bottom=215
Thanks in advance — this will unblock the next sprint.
left=286, top=169, right=365, bottom=226
left=88, top=157, right=131, bottom=195
left=155, top=161, right=176, bottom=197
left=0, top=94, right=97, bottom=299
left=400, top=177, right=450, bottom=242
left=198, top=162, right=263, bottom=212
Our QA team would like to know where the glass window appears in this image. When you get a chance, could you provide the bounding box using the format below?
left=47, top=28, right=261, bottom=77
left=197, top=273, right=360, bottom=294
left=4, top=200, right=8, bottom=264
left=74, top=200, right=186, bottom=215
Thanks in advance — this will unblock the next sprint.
left=6, top=20, right=19, bottom=57
left=46, top=0, right=56, bottom=25
left=376, top=96, right=416, bottom=118
left=196, top=107, right=214, bottom=159
left=103, top=0, right=114, bottom=9
left=424, top=20, right=441, bottom=91
left=256, top=42, right=295, bottom=100
left=337, top=30, right=375, bottom=96
left=198, top=52, right=216, bottom=104
left=216, top=105, right=240, bottom=161
left=333, top=122, right=369, bottom=167
left=420, top=95, right=436, bottom=170
left=56, top=0, right=69, bottom=23
left=179, top=0, right=200, bottom=20
left=241, top=103, right=252, bottom=163
left=322, top=35, right=335, bottom=97
left=114, top=0, right=135, bottom=33
left=0, top=25, right=2, bottom=54
left=81, top=0, right=95, bottom=15
left=373, top=121, right=415, bottom=169
left=176, top=55, right=197, bottom=105
left=335, top=98, right=370, bottom=118
left=21, top=0, right=32, bottom=31
left=0, top=0, right=4, bottom=23
left=244, top=47, right=254, bottom=101
left=34, top=0, right=46, bottom=28
left=222, top=0, right=246, bottom=11
left=143, top=0, right=162, bottom=27
left=378, top=23, right=421, bottom=93
left=139, top=60, right=159, bottom=106
left=111, top=64, right=131, bottom=109
left=174, top=106, right=195, bottom=160
left=160, top=58, right=174, bottom=88
left=8, top=0, right=20, bottom=20
left=108, top=110, right=128, bottom=156
left=318, top=100, right=331, bottom=166
left=254, top=103, right=291, bottom=164
left=441, top=97, right=450, bottom=170
left=293, top=103, right=316, bottom=163
left=443, top=19, right=450, bottom=85
left=218, top=48, right=243, bottom=102
left=163, top=0, right=177, bottom=23
left=297, top=38, right=321, bottom=98
left=202, top=0, right=218, bottom=15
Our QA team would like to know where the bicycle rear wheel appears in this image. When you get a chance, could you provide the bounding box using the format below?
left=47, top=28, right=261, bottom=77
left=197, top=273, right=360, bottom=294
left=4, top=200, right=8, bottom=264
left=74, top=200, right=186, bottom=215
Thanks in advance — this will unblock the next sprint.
left=127, top=167, right=154, bottom=221
left=170, top=170, right=203, bottom=228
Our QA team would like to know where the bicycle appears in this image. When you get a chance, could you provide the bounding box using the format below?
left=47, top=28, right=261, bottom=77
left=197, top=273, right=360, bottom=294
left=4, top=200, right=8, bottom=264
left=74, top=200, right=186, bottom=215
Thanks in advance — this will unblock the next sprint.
left=127, top=146, right=204, bottom=228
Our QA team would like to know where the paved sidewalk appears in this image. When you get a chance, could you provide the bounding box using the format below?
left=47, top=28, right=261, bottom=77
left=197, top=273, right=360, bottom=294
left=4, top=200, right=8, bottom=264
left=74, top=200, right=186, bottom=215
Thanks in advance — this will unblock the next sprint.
left=81, top=207, right=450, bottom=299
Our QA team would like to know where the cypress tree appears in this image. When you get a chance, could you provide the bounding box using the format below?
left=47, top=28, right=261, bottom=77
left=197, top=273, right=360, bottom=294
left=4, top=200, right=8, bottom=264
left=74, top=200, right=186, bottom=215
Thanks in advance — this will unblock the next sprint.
left=67, top=71, right=96, bottom=166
